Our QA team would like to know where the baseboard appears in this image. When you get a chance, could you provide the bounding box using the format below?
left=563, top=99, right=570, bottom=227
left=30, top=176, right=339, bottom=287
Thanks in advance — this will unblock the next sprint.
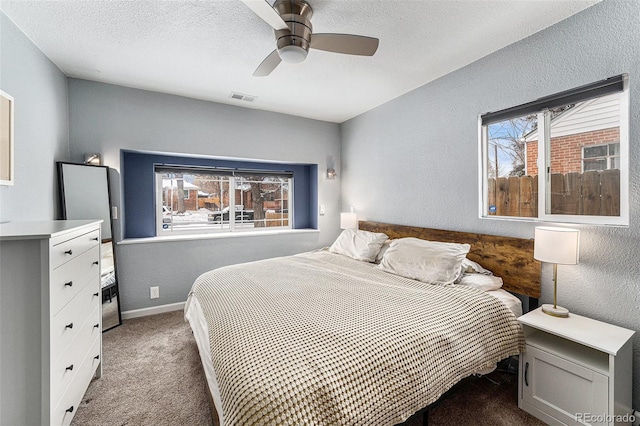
left=121, top=301, right=186, bottom=320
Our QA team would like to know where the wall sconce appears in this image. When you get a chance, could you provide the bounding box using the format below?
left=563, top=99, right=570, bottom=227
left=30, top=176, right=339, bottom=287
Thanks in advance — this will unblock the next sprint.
left=84, top=154, right=101, bottom=165
left=327, top=168, right=336, bottom=179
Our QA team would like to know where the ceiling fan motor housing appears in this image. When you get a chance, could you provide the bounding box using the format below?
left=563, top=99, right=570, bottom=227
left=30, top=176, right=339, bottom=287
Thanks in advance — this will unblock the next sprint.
left=274, top=0, right=313, bottom=63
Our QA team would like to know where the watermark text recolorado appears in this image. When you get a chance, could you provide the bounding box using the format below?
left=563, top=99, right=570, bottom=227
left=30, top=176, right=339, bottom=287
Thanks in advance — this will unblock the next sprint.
left=575, top=413, right=635, bottom=423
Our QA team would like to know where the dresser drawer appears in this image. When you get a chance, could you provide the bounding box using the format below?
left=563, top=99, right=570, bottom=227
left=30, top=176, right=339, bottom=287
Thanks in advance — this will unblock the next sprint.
left=51, top=305, right=101, bottom=407
left=51, top=245, right=100, bottom=315
left=51, top=278, right=101, bottom=360
left=51, top=229, right=100, bottom=270
left=51, top=336, right=101, bottom=426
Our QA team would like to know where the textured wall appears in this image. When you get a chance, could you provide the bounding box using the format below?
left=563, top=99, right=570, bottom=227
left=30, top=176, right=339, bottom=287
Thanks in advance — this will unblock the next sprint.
left=0, top=12, right=69, bottom=222
left=0, top=12, right=69, bottom=422
left=341, top=0, right=640, bottom=409
left=68, top=79, right=341, bottom=311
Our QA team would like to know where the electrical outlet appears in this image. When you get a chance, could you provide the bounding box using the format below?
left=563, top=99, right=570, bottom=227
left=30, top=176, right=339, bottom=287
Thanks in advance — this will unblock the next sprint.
left=150, top=286, right=159, bottom=299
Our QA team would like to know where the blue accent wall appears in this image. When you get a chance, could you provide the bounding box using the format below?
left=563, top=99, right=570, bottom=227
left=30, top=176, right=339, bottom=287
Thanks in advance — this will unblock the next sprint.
left=122, top=150, right=317, bottom=238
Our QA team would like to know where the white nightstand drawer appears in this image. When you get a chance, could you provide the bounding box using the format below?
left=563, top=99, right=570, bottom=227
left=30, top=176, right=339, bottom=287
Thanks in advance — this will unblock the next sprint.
left=51, top=229, right=100, bottom=269
left=51, top=245, right=100, bottom=315
left=51, top=305, right=101, bottom=407
left=51, top=336, right=101, bottom=426
left=51, top=278, right=100, bottom=360
left=522, top=345, right=608, bottom=424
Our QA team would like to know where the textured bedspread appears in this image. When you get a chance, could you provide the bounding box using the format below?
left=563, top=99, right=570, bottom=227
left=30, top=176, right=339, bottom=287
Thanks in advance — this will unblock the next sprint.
left=187, top=250, right=524, bottom=425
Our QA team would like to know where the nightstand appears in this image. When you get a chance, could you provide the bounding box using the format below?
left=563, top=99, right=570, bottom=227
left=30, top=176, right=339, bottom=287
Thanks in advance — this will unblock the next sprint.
left=518, top=308, right=635, bottom=425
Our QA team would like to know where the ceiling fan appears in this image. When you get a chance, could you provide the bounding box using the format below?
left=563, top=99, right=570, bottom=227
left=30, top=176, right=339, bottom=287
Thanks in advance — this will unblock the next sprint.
left=240, top=0, right=379, bottom=76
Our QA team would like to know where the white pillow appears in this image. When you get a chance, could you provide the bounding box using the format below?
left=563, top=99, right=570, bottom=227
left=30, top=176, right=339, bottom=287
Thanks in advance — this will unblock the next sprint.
left=458, top=273, right=503, bottom=291
left=377, top=237, right=470, bottom=285
left=374, top=239, right=393, bottom=264
left=461, top=258, right=493, bottom=275
left=329, top=229, right=389, bottom=262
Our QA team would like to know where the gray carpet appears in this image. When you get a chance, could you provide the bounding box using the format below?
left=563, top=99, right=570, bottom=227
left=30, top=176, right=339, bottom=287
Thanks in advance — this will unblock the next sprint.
left=72, top=311, right=211, bottom=426
left=72, top=310, right=544, bottom=426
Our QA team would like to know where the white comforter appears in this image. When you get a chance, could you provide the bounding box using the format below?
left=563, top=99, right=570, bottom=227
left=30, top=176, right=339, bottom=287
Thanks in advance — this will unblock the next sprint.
left=185, top=250, right=524, bottom=425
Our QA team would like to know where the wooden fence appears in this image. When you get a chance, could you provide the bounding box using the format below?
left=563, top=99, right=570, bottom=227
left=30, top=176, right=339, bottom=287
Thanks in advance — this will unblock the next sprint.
left=265, top=212, right=289, bottom=227
left=487, top=169, right=620, bottom=217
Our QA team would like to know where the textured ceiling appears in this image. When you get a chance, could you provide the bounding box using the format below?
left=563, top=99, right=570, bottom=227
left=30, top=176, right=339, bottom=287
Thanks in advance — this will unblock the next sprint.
left=0, top=0, right=599, bottom=123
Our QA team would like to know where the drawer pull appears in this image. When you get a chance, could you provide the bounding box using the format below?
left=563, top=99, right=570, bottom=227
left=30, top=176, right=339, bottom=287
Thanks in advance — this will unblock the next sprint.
left=65, top=364, right=74, bottom=371
left=92, top=237, right=99, bottom=241
left=64, top=281, right=73, bottom=287
left=66, top=406, right=74, bottom=414
left=93, top=260, right=99, bottom=265
left=93, top=292, right=99, bottom=297
left=94, top=355, right=100, bottom=360
left=94, top=323, right=100, bottom=329
left=524, top=362, right=529, bottom=387
left=64, top=249, right=73, bottom=255
left=65, top=323, right=73, bottom=329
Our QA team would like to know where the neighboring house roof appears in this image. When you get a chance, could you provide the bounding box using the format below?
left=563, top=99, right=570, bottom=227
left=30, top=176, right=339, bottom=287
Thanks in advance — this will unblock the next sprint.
left=524, top=93, right=620, bottom=142
left=162, top=179, right=199, bottom=190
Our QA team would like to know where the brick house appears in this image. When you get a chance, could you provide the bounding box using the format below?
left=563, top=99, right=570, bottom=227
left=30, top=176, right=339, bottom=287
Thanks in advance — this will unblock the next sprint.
left=229, top=184, right=289, bottom=211
left=524, top=93, right=620, bottom=176
left=204, top=183, right=288, bottom=212
left=162, top=178, right=199, bottom=211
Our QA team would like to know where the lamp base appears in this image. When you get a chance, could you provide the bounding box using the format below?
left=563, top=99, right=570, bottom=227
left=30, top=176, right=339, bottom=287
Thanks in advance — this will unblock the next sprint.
left=542, top=304, right=569, bottom=318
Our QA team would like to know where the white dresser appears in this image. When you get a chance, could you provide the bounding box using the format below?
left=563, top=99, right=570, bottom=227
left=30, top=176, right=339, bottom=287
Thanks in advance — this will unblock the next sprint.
left=0, top=220, right=103, bottom=426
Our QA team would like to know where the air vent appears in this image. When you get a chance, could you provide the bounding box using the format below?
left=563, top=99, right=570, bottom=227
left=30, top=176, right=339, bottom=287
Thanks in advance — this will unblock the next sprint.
left=229, top=92, right=257, bottom=102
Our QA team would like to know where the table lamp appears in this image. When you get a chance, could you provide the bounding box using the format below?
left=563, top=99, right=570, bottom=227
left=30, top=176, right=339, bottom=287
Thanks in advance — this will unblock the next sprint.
left=534, top=226, right=580, bottom=318
left=340, top=207, right=357, bottom=229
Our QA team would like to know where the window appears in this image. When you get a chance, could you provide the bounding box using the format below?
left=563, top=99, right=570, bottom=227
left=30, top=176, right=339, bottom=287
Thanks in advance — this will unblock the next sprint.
left=121, top=151, right=317, bottom=239
left=156, top=165, right=292, bottom=235
left=480, top=75, right=629, bottom=226
left=582, top=143, right=620, bottom=172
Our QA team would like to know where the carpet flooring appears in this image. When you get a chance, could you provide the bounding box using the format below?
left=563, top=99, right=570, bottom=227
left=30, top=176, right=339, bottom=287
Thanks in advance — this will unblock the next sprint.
left=72, top=310, right=544, bottom=426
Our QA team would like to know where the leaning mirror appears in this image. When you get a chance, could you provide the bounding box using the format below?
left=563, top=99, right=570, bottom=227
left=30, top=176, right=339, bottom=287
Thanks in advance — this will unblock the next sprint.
left=57, top=162, right=122, bottom=331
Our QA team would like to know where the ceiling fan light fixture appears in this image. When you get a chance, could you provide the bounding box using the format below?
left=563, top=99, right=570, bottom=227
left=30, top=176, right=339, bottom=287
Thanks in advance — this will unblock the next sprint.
left=243, top=0, right=378, bottom=76
left=278, top=45, right=308, bottom=63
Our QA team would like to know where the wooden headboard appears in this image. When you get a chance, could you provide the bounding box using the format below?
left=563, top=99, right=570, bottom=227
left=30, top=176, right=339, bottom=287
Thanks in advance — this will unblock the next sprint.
left=359, top=221, right=541, bottom=299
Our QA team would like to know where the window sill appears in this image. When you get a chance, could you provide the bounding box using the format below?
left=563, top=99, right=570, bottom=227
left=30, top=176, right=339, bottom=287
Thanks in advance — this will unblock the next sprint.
left=118, top=228, right=320, bottom=245
left=480, top=214, right=629, bottom=227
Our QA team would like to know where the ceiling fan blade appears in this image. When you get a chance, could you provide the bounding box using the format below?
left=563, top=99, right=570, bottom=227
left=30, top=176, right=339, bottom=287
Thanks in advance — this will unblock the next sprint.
left=253, top=49, right=282, bottom=76
left=240, top=0, right=289, bottom=31
left=310, top=34, right=379, bottom=56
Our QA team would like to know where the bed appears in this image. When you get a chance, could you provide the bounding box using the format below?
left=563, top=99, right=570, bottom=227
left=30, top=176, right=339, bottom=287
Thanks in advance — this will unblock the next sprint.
left=184, top=221, right=541, bottom=425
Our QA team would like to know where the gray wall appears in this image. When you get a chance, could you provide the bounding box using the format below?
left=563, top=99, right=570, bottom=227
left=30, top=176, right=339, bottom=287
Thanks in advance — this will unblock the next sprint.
left=0, top=11, right=69, bottom=422
left=0, top=12, right=69, bottom=222
left=341, top=0, right=640, bottom=409
left=68, top=79, right=341, bottom=311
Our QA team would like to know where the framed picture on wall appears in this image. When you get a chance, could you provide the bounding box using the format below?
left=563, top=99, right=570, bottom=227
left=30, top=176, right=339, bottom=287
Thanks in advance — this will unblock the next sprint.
left=0, top=90, right=14, bottom=186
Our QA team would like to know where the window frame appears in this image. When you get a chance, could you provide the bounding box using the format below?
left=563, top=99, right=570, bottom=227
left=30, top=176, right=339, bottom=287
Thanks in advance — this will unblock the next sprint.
left=581, top=142, right=620, bottom=173
left=479, top=75, right=629, bottom=226
left=154, top=165, right=294, bottom=236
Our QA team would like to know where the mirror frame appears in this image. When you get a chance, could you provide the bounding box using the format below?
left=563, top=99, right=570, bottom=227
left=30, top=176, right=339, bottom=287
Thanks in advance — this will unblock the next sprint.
left=57, top=161, right=122, bottom=331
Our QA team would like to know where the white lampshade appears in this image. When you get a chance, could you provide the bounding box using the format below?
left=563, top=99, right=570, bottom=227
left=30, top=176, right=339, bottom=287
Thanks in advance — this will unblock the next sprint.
left=278, top=45, right=308, bottom=63
left=534, top=226, right=580, bottom=265
left=340, top=212, right=358, bottom=229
